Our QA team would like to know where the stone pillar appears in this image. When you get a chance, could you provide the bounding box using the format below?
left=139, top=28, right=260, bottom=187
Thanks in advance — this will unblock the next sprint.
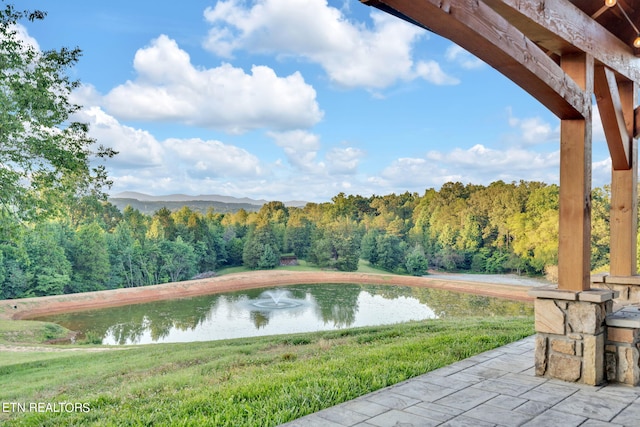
left=605, top=306, right=640, bottom=386
left=530, top=287, right=615, bottom=385
left=592, top=274, right=640, bottom=305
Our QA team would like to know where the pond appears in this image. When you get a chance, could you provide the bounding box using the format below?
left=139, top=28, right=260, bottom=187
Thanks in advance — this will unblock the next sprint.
left=34, top=283, right=533, bottom=345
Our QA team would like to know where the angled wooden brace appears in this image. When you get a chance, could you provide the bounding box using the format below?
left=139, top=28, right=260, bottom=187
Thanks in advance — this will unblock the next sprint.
left=595, top=67, right=632, bottom=170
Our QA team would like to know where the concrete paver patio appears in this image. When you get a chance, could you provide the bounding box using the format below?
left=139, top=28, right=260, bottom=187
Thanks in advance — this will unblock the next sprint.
left=279, top=336, right=640, bottom=427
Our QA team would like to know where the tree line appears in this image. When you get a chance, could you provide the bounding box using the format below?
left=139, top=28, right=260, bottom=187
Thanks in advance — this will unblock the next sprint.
left=0, top=180, right=622, bottom=299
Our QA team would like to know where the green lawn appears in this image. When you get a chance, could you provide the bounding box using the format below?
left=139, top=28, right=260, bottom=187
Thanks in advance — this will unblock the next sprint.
left=0, top=316, right=534, bottom=426
left=215, top=259, right=398, bottom=276
left=0, top=320, right=69, bottom=346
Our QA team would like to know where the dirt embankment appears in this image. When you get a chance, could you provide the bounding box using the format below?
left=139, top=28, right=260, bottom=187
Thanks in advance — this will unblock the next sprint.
left=0, top=270, right=535, bottom=321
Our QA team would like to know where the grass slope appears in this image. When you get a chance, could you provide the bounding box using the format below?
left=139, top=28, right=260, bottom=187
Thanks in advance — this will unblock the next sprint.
left=0, top=316, right=534, bottom=426
left=215, top=259, right=390, bottom=275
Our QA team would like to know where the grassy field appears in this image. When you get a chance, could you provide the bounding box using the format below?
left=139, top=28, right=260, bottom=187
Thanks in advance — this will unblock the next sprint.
left=0, top=316, right=534, bottom=426
left=215, top=259, right=394, bottom=275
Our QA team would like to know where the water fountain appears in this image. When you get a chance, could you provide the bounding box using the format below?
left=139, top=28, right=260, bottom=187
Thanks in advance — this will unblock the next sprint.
left=250, top=290, right=304, bottom=310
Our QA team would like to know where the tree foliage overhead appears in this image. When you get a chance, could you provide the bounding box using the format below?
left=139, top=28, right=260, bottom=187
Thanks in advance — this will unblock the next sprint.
left=0, top=2, right=115, bottom=227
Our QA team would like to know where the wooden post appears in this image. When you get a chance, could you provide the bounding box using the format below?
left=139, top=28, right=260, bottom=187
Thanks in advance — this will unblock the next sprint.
left=610, top=80, right=638, bottom=277
left=558, top=53, right=593, bottom=291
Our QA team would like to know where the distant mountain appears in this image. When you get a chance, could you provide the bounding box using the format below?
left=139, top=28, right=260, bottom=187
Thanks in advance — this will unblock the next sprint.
left=108, top=192, right=309, bottom=215
left=111, top=191, right=308, bottom=207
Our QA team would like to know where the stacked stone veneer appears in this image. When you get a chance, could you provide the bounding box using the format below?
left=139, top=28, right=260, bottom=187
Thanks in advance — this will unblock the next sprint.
left=605, top=306, right=640, bottom=385
left=530, top=287, right=615, bottom=386
left=592, top=273, right=640, bottom=305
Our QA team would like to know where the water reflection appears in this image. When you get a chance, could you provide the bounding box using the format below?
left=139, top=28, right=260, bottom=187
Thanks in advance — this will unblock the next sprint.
left=34, top=283, right=532, bottom=345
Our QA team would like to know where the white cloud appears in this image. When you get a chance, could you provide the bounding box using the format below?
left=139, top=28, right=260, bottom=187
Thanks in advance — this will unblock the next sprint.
left=268, top=130, right=365, bottom=176
left=70, top=84, right=103, bottom=108
left=76, top=107, right=269, bottom=195
left=76, top=106, right=164, bottom=168
left=268, top=130, right=324, bottom=172
left=445, top=45, right=484, bottom=70
left=203, top=0, right=458, bottom=89
left=434, top=144, right=560, bottom=172
left=592, top=157, right=611, bottom=188
left=102, top=35, right=322, bottom=133
left=378, top=144, right=561, bottom=191
left=506, top=108, right=558, bottom=146
left=413, top=61, right=460, bottom=85
left=379, top=157, right=461, bottom=189
left=164, top=138, right=264, bottom=178
left=326, top=147, right=365, bottom=174
left=10, top=23, right=40, bottom=51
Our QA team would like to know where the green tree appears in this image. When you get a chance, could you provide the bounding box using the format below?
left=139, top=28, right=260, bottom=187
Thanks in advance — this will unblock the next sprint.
left=591, top=187, right=610, bottom=270
left=68, top=222, right=110, bottom=293
left=405, top=244, right=428, bottom=276
left=0, top=230, right=29, bottom=298
left=284, top=209, right=313, bottom=258
left=508, top=184, right=559, bottom=273
left=360, top=229, right=380, bottom=265
left=149, top=207, right=176, bottom=240
left=23, top=223, right=71, bottom=296
left=0, top=3, right=115, bottom=227
left=195, top=220, right=226, bottom=272
left=324, top=218, right=362, bottom=271
left=0, top=256, right=28, bottom=298
left=242, top=222, right=281, bottom=270
left=375, top=233, right=405, bottom=272
left=159, top=237, right=197, bottom=282
left=106, top=222, right=137, bottom=288
left=225, top=237, right=244, bottom=267
left=122, top=206, right=148, bottom=242
left=135, top=240, right=161, bottom=286
left=255, top=201, right=288, bottom=253
left=0, top=250, right=4, bottom=289
left=258, top=244, right=279, bottom=269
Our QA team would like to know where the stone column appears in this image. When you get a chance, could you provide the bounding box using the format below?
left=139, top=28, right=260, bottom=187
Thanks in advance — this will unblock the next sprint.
left=592, top=274, right=640, bottom=305
left=530, top=287, right=615, bottom=385
left=605, top=306, right=640, bottom=386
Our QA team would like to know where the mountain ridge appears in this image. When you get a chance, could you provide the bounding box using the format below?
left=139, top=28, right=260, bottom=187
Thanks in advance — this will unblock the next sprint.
left=110, top=191, right=308, bottom=208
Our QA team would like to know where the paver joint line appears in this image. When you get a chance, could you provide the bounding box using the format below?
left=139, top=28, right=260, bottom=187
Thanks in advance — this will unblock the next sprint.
left=279, top=336, right=640, bottom=427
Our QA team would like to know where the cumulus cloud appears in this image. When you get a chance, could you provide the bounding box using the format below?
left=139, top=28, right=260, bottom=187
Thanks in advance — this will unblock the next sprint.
left=164, top=138, right=264, bottom=178
left=70, top=84, right=103, bottom=109
left=445, top=45, right=484, bottom=70
left=76, top=107, right=269, bottom=195
left=102, top=35, right=322, bottom=133
left=268, top=130, right=324, bottom=172
left=203, top=0, right=458, bottom=88
left=592, top=157, right=611, bottom=188
left=326, top=147, right=365, bottom=174
left=14, top=23, right=40, bottom=50
left=377, top=144, right=561, bottom=191
left=268, top=130, right=365, bottom=176
left=506, top=108, right=558, bottom=146
left=379, top=157, right=461, bottom=189
left=76, top=106, right=164, bottom=168
left=429, top=144, right=560, bottom=172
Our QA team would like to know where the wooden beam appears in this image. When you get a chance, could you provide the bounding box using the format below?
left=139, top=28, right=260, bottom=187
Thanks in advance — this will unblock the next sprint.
left=362, top=0, right=590, bottom=119
left=558, top=53, right=592, bottom=292
left=483, top=0, right=640, bottom=84
left=594, top=67, right=632, bottom=170
left=610, top=80, right=638, bottom=277
left=635, top=106, right=640, bottom=139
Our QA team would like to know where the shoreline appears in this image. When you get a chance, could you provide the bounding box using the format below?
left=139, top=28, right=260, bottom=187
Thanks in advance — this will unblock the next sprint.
left=0, top=270, right=536, bottom=321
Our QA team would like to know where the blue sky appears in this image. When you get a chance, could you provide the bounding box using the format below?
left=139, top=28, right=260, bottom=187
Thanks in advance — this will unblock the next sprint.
left=20, top=0, right=612, bottom=202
